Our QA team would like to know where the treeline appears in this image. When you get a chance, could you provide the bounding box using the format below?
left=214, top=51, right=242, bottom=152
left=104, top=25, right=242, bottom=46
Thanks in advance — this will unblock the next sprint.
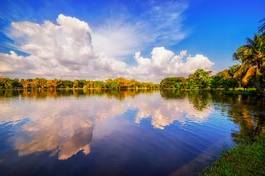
left=161, top=20, right=265, bottom=93
left=160, top=68, right=239, bottom=90
left=0, top=77, right=159, bottom=90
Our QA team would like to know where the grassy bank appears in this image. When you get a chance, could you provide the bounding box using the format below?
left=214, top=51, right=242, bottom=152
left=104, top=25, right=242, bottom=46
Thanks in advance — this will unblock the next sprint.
left=203, top=134, right=265, bottom=176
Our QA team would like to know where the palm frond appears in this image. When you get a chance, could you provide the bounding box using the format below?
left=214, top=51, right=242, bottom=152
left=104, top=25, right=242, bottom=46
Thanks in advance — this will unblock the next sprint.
left=233, top=65, right=244, bottom=79
left=258, top=18, right=265, bottom=33
left=246, top=37, right=256, bottom=47
left=233, top=52, right=239, bottom=60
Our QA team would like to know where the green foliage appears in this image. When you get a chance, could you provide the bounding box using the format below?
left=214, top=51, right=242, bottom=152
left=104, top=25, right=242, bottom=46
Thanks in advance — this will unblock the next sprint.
left=160, top=77, right=186, bottom=89
left=160, top=69, right=212, bottom=90
left=0, top=77, right=22, bottom=89
left=233, top=33, right=265, bottom=93
left=187, top=69, right=212, bottom=89
left=211, top=75, right=238, bottom=90
left=73, top=80, right=86, bottom=88
left=161, top=68, right=239, bottom=91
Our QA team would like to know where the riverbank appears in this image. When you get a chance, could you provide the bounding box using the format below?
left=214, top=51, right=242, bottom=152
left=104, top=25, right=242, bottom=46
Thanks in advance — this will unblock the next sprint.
left=203, top=134, right=265, bottom=176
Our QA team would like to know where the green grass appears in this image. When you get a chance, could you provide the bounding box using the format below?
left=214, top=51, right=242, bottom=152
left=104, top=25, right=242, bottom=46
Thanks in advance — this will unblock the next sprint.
left=203, top=134, right=265, bottom=176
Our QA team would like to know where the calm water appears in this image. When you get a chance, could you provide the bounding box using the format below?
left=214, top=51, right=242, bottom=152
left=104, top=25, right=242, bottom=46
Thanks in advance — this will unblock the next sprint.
left=0, top=90, right=264, bottom=176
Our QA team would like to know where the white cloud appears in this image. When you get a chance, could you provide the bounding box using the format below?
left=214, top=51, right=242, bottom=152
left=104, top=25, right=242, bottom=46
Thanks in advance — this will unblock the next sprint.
left=0, top=14, right=214, bottom=81
left=131, top=47, right=214, bottom=81
left=92, top=20, right=148, bottom=59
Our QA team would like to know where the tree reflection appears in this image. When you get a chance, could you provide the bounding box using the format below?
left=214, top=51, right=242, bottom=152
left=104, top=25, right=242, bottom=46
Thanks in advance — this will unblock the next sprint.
left=160, top=89, right=211, bottom=111
left=0, top=89, right=158, bottom=100
left=187, top=91, right=212, bottom=111
left=160, top=90, right=265, bottom=144
left=212, top=93, right=265, bottom=144
left=160, top=89, right=186, bottom=99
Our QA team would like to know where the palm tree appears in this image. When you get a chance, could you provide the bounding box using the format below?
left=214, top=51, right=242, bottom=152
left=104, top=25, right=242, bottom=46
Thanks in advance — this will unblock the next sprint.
left=258, top=18, right=265, bottom=34
left=233, top=34, right=265, bottom=93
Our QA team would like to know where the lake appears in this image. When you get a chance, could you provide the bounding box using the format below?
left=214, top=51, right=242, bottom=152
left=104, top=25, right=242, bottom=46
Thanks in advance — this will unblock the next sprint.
left=0, top=89, right=264, bottom=176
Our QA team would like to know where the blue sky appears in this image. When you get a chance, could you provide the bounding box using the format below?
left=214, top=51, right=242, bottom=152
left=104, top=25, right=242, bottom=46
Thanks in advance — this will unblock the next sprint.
left=177, top=0, right=265, bottom=70
left=0, top=0, right=264, bottom=80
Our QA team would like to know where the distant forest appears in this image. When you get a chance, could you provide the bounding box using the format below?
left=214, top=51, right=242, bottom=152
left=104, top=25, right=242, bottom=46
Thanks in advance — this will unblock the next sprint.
left=0, top=77, right=159, bottom=90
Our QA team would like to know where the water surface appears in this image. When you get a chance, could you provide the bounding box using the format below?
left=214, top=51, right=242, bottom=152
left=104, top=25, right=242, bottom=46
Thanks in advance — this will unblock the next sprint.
left=0, top=90, right=264, bottom=176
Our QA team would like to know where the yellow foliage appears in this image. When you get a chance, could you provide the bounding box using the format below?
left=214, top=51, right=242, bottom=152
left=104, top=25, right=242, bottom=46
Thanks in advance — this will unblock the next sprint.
left=233, top=65, right=244, bottom=79
left=242, top=66, right=256, bottom=86
left=217, top=69, right=231, bottom=78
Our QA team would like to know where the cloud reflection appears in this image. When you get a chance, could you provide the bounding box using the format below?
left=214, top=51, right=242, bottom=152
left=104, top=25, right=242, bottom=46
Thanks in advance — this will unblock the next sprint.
left=133, top=94, right=212, bottom=129
left=0, top=93, right=212, bottom=160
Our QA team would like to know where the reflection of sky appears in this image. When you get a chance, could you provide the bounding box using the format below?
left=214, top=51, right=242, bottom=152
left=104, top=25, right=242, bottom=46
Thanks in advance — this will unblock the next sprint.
left=0, top=93, right=213, bottom=160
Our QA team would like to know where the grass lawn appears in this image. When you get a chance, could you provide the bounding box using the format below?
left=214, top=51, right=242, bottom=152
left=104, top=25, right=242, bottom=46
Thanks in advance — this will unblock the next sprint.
left=203, top=134, right=265, bottom=176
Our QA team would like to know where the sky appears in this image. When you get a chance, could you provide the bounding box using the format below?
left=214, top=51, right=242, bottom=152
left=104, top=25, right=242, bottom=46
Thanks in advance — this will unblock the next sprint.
left=0, top=0, right=264, bottom=81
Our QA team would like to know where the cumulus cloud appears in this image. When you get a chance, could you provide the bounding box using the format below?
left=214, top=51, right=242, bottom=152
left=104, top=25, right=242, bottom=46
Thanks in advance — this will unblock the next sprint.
left=132, top=47, right=214, bottom=81
left=0, top=14, right=214, bottom=81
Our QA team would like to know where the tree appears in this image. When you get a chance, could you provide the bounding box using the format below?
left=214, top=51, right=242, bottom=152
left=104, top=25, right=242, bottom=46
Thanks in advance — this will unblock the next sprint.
left=38, top=78, right=47, bottom=89
left=160, top=77, right=186, bottom=89
left=73, top=80, right=86, bottom=88
left=47, top=79, right=58, bottom=90
left=211, top=68, right=238, bottom=90
left=105, top=79, right=119, bottom=89
left=187, top=69, right=212, bottom=89
left=258, top=18, right=265, bottom=33
left=0, top=78, right=12, bottom=89
left=233, top=34, right=265, bottom=93
left=62, top=80, right=73, bottom=89
left=11, top=78, right=23, bottom=89
left=210, top=76, right=223, bottom=89
left=20, top=79, right=31, bottom=89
